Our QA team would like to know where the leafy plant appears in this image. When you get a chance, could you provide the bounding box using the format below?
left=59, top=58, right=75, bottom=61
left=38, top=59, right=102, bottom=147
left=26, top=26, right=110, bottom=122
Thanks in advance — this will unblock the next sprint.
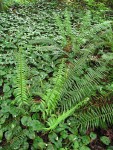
left=12, top=48, right=28, bottom=106
left=55, top=9, right=113, bottom=131
left=0, top=0, right=36, bottom=11
left=100, top=136, right=110, bottom=145
left=55, top=9, right=113, bottom=63
left=0, top=2, right=113, bottom=149
left=0, top=45, right=105, bottom=149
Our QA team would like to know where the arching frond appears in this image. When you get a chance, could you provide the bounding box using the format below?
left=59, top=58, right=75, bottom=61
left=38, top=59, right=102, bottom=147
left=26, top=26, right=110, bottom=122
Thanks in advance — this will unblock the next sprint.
left=45, top=97, right=89, bottom=131
left=60, top=59, right=106, bottom=111
left=41, top=60, right=67, bottom=119
left=74, top=104, right=113, bottom=130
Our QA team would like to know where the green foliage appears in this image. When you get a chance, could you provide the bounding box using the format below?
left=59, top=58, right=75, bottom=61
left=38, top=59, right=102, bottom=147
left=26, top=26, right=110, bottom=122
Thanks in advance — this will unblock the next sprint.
left=100, top=136, right=110, bottom=145
left=56, top=0, right=113, bottom=10
left=73, top=104, right=113, bottom=130
left=0, top=46, right=106, bottom=149
left=90, top=132, right=97, bottom=140
left=55, top=9, right=112, bottom=108
left=45, top=98, right=89, bottom=131
left=0, top=1, right=113, bottom=149
left=41, top=60, right=66, bottom=118
left=55, top=9, right=113, bottom=59
left=0, top=3, right=62, bottom=98
left=0, top=0, right=36, bottom=11
left=55, top=9, right=73, bottom=48
left=13, top=48, right=28, bottom=106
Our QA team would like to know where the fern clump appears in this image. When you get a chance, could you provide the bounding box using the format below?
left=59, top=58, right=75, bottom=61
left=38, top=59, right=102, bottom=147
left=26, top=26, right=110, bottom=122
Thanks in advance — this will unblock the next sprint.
left=55, top=9, right=112, bottom=56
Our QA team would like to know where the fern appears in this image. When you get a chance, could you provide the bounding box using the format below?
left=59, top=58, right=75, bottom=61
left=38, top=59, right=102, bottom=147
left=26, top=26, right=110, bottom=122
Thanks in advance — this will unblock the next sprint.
left=55, top=9, right=112, bottom=55
left=11, top=14, right=111, bottom=133
left=40, top=55, right=106, bottom=130
left=60, top=58, right=106, bottom=111
left=73, top=104, right=113, bottom=130
left=10, top=15, right=112, bottom=133
left=54, top=10, right=112, bottom=113
left=13, top=48, right=28, bottom=106
left=3, top=125, right=27, bottom=150
left=57, top=51, right=112, bottom=130
left=55, top=14, right=67, bottom=47
left=44, top=97, right=89, bottom=131
left=41, top=60, right=67, bottom=118
left=11, top=47, right=110, bottom=132
left=39, top=45, right=107, bottom=131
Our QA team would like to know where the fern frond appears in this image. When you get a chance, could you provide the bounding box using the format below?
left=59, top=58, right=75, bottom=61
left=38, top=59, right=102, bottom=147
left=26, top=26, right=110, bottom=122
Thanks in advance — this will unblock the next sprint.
left=64, top=9, right=72, bottom=36
left=5, top=126, right=27, bottom=150
left=41, top=60, right=67, bottom=118
left=74, top=104, right=113, bottom=130
left=44, top=97, right=89, bottom=131
left=55, top=9, right=112, bottom=54
left=60, top=57, right=106, bottom=111
left=55, top=13, right=67, bottom=47
left=13, top=48, right=28, bottom=106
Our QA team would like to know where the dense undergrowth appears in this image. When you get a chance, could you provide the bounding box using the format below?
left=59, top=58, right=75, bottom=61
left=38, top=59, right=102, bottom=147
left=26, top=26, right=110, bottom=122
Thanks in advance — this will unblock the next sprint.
left=0, top=0, right=113, bottom=150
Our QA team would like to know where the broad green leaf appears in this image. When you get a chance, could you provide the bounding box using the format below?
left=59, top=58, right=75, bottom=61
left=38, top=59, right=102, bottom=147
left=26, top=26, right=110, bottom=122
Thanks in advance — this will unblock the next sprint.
left=3, top=84, right=10, bottom=93
left=90, top=132, right=97, bottom=140
left=100, top=136, right=110, bottom=145
left=73, top=141, right=79, bottom=149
